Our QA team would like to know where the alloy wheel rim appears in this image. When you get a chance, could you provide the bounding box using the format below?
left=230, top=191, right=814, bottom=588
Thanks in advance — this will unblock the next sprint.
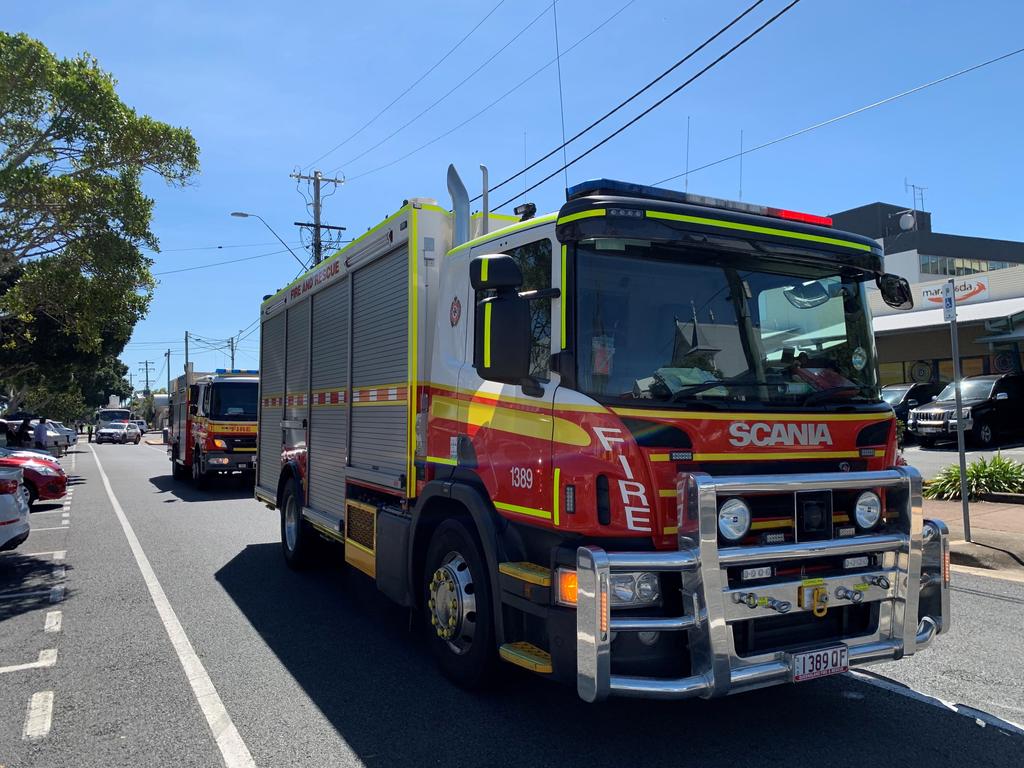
left=284, top=496, right=298, bottom=551
left=428, top=551, right=477, bottom=655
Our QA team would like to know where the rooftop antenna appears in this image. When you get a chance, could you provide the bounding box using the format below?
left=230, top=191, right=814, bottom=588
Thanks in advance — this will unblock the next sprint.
left=904, top=177, right=927, bottom=213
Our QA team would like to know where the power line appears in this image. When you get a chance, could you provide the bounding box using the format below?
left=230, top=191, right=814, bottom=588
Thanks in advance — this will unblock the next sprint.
left=344, top=0, right=636, bottom=184
left=303, top=0, right=507, bottom=171
left=145, top=241, right=302, bottom=253
left=651, top=44, right=1024, bottom=187
left=152, top=248, right=292, bottom=276
left=329, top=2, right=552, bottom=175
left=478, top=0, right=766, bottom=202
left=492, top=0, right=802, bottom=211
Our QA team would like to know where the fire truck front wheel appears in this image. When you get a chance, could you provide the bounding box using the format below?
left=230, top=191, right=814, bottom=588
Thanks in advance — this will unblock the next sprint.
left=280, top=483, right=312, bottom=569
left=423, top=519, right=497, bottom=689
left=192, top=449, right=210, bottom=489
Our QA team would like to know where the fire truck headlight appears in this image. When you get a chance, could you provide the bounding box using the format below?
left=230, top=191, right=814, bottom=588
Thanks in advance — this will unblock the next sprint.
left=718, top=498, right=751, bottom=542
left=211, top=438, right=228, bottom=449
left=854, top=491, right=882, bottom=529
left=609, top=572, right=661, bottom=607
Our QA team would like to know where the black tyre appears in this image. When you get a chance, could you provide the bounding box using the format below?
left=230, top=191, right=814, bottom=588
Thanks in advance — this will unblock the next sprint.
left=423, top=519, right=497, bottom=689
left=972, top=420, right=995, bottom=448
left=192, top=449, right=209, bottom=489
left=171, top=452, right=189, bottom=481
left=134, top=436, right=141, bottom=445
left=280, top=482, right=312, bottom=569
left=24, top=480, right=38, bottom=507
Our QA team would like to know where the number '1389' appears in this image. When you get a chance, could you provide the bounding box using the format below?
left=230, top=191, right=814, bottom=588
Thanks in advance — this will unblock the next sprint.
left=510, top=467, right=534, bottom=489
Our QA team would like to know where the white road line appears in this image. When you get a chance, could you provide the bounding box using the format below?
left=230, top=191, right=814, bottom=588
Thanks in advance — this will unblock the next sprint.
left=28, top=509, right=68, bottom=516
left=50, top=585, right=65, bottom=603
left=31, top=526, right=70, bottom=532
left=53, top=550, right=65, bottom=562
left=3, top=550, right=65, bottom=559
left=52, top=566, right=66, bottom=580
left=0, top=649, right=58, bottom=674
left=951, top=563, right=1024, bottom=585
left=22, top=691, right=54, bottom=740
left=848, top=670, right=1024, bottom=736
left=0, top=589, right=54, bottom=601
left=44, top=610, right=62, bottom=633
left=89, top=444, right=256, bottom=768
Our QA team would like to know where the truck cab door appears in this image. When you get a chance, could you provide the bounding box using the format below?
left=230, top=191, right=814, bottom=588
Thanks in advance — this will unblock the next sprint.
left=457, top=232, right=560, bottom=524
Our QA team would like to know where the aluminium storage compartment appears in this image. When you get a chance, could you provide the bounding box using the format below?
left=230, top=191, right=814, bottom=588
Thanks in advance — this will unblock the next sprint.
left=256, top=201, right=450, bottom=512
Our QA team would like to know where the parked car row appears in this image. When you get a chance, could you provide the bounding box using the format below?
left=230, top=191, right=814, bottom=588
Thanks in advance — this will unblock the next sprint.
left=0, top=447, right=68, bottom=553
left=0, top=466, right=31, bottom=552
left=887, top=372, right=1024, bottom=448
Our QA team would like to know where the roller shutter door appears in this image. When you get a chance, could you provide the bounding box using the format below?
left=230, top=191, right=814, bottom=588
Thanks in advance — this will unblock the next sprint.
left=350, top=247, right=409, bottom=485
left=308, top=279, right=349, bottom=513
left=258, top=312, right=286, bottom=491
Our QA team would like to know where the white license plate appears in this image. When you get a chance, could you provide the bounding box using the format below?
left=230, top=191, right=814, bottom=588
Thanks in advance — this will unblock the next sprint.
left=917, top=426, right=940, bottom=433
left=792, top=646, right=848, bottom=682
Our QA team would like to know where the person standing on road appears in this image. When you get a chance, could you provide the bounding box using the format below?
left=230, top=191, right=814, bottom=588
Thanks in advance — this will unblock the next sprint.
left=17, top=418, right=33, bottom=448
left=34, top=417, right=49, bottom=450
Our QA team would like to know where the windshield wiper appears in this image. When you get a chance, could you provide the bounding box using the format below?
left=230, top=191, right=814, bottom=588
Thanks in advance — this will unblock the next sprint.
left=801, top=385, right=862, bottom=406
left=666, top=376, right=771, bottom=403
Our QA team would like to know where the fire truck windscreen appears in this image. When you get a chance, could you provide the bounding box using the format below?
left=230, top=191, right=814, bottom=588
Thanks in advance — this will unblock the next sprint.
left=210, top=382, right=258, bottom=421
left=575, top=240, right=880, bottom=408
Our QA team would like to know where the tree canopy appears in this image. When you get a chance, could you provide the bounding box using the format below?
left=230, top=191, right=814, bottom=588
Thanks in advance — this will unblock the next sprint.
left=0, top=32, right=199, bottom=417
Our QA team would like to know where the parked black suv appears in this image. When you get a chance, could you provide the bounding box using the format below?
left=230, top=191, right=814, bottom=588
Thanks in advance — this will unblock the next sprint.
left=907, top=373, right=1024, bottom=447
left=882, top=382, right=943, bottom=423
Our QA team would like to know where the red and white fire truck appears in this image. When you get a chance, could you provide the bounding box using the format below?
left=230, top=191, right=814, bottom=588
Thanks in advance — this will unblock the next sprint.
left=169, top=367, right=259, bottom=488
left=256, top=168, right=950, bottom=701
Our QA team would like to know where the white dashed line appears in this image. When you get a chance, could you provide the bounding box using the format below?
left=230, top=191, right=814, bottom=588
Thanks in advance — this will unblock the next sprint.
left=52, top=566, right=66, bottom=580
left=7, top=550, right=65, bottom=560
left=27, top=509, right=67, bottom=516
left=52, top=550, right=65, bottom=562
left=49, top=585, right=65, bottom=603
left=31, top=526, right=70, bottom=532
left=44, top=610, right=62, bottom=633
left=0, top=649, right=58, bottom=675
left=22, top=691, right=54, bottom=740
left=89, top=444, right=256, bottom=768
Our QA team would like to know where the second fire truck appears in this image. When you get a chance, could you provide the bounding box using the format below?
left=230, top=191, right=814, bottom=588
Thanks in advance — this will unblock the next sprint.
left=256, top=167, right=950, bottom=702
left=169, top=368, right=259, bottom=488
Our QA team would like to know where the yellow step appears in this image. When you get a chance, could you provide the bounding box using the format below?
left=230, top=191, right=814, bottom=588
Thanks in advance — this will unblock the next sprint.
left=499, top=642, right=553, bottom=674
left=498, top=561, right=552, bottom=587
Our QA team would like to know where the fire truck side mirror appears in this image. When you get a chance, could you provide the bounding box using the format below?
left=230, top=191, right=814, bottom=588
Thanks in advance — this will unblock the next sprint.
left=470, top=253, right=523, bottom=291
left=474, top=294, right=531, bottom=384
left=877, top=273, right=913, bottom=310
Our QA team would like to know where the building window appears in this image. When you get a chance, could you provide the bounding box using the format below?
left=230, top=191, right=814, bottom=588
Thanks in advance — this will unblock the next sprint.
left=919, top=253, right=1014, bottom=277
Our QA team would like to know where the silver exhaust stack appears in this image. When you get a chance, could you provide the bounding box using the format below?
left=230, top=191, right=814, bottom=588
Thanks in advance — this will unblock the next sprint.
left=479, top=164, right=489, bottom=235
left=447, top=164, right=470, bottom=247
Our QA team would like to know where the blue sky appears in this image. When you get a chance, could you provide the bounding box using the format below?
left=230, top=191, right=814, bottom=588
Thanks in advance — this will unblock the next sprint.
left=7, top=1, right=1023, bottom=388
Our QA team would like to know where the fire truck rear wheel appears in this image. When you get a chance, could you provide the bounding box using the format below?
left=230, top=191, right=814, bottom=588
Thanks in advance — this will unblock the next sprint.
left=423, top=519, right=496, bottom=689
left=280, top=483, right=312, bottom=569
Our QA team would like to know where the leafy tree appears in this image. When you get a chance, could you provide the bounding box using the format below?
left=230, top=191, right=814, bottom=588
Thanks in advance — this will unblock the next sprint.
left=0, top=32, right=199, bottom=268
left=0, top=33, right=198, bottom=410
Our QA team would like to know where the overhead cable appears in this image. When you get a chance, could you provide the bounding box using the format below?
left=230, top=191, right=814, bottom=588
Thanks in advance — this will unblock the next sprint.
left=492, top=0, right=802, bottom=210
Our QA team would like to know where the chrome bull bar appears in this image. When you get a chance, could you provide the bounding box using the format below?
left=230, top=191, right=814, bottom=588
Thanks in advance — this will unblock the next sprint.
left=576, top=467, right=950, bottom=702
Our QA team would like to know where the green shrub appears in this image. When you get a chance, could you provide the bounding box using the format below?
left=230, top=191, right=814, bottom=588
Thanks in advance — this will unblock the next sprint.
left=923, top=454, right=1024, bottom=500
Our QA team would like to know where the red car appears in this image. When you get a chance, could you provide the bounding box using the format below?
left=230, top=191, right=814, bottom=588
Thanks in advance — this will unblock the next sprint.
left=0, top=447, right=67, bottom=506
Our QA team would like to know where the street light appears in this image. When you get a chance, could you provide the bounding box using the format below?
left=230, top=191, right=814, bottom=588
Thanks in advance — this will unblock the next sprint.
left=230, top=211, right=307, bottom=270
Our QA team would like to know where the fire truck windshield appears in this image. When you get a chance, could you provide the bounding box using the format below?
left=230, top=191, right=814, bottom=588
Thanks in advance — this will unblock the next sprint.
left=575, top=241, right=881, bottom=408
left=210, top=382, right=258, bottom=420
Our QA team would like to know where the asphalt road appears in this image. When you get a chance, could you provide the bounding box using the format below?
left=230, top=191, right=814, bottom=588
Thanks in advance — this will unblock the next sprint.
left=902, top=439, right=1024, bottom=480
left=1, top=441, right=1022, bottom=767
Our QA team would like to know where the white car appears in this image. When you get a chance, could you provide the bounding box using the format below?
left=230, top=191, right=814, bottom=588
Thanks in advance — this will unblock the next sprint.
left=49, top=421, right=78, bottom=447
left=28, top=420, right=64, bottom=455
left=95, top=421, right=142, bottom=444
left=132, top=420, right=148, bottom=434
left=0, top=466, right=30, bottom=552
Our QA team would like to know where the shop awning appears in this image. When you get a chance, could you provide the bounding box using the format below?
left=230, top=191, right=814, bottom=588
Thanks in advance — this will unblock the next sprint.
left=975, top=327, right=1024, bottom=343
left=873, top=297, right=1024, bottom=334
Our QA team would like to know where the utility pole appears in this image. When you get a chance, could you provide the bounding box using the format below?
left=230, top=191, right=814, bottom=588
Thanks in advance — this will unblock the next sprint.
left=138, top=360, right=155, bottom=395
left=165, top=349, right=171, bottom=394
left=184, top=331, right=190, bottom=386
left=228, top=337, right=235, bottom=369
left=290, top=170, right=346, bottom=265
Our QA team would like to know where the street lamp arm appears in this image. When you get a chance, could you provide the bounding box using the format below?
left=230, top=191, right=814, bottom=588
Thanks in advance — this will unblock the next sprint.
left=231, top=211, right=308, bottom=271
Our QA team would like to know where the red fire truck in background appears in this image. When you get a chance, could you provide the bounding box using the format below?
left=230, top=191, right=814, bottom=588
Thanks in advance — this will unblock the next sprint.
left=256, top=168, right=950, bottom=702
left=169, top=367, right=259, bottom=488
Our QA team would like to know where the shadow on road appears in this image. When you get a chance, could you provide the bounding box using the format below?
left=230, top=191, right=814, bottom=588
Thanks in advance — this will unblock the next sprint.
left=148, top=473, right=254, bottom=503
left=215, top=543, right=1021, bottom=766
left=0, top=553, right=71, bottom=623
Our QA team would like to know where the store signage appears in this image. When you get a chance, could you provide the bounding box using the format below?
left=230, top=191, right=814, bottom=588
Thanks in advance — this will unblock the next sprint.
left=922, top=275, right=989, bottom=308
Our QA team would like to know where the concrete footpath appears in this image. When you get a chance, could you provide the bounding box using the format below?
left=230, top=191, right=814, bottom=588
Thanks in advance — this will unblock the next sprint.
left=924, top=498, right=1024, bottom=578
